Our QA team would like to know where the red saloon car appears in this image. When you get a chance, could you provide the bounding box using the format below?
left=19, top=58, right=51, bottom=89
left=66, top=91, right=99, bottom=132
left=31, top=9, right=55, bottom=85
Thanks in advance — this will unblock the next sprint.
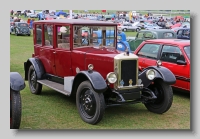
left=24, top=19, right=176, bottom=125
left=134, top=39, right=190, bottom=92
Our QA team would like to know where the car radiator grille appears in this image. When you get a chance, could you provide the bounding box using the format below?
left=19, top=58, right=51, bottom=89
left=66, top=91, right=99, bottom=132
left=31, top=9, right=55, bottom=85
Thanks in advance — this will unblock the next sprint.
left=120, top=60, right=137, bottom=86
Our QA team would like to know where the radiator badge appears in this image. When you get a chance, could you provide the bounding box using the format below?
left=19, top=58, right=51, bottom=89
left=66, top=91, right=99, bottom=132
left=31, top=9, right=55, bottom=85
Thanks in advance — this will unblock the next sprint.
left=129, top=79, right=133, bottom=86
left=120, top=80, right=124, bottom=87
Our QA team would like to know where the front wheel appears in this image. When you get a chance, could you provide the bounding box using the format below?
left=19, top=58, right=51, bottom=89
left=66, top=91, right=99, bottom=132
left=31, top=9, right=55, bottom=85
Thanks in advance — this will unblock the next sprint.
left=136, top=28, right=140, bottom=32
left=28, top=65, right=42, bottom=95
left=76, top=81, right=105, bottom=125
left=144, top=79, right=173, bottom=114
left=10, top=89, right=21, bottom=129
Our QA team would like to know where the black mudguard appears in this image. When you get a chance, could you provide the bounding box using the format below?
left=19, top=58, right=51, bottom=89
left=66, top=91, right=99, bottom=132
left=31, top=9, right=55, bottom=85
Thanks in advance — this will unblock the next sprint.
left=10, top=72, right=26, bottom=91
left=24, top=58, right=45, bottom=80
left=74, top=71, right=108, bottom=93
left=139, top=66, right=176, bottom=88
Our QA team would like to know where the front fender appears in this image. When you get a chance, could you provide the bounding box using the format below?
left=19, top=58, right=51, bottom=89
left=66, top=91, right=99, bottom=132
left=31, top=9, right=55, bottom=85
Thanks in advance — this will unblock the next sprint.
left=74, top=71, right=107, bottom=93
left=139, top=66, right=176, bottom=88
left=10, top=72, right=26, bottom=91
left=24, top=58, right=45, bottom=80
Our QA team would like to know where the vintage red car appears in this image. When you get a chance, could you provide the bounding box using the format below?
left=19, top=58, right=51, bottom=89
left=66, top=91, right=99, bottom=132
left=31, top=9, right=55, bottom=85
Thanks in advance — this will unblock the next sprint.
left=24, top=19, right=176, bottom=125
left=134, top=39, right=190, bottom=92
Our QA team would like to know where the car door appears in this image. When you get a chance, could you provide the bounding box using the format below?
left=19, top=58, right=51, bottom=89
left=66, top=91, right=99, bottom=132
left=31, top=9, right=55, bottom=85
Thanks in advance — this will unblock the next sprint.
left=159, top=45, right=189, bottom=90
left=127, top=24, right=132, bottom=31
left=38, top=24, right=56, bottom=75
left=134, top=32, right=145, bottom=50
left=136, top=43, right=161, bottom=71
left=54, top=25, right=72, bottom=77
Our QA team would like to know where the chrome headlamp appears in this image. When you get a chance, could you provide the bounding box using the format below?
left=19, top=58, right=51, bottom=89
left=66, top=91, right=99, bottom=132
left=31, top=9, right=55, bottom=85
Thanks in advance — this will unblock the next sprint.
left=106, top=72, right=117, bottom=84
left=146, top=69, right=156, bottom=80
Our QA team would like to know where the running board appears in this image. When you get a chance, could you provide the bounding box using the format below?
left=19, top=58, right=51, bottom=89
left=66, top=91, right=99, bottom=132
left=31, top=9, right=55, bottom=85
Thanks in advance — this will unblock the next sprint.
left=37, top=79, right=71, bottom=96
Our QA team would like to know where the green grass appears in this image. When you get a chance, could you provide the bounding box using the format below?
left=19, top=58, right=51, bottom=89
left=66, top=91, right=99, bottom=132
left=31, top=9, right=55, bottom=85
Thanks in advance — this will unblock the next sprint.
left=10, top=28, right=190, bottom=129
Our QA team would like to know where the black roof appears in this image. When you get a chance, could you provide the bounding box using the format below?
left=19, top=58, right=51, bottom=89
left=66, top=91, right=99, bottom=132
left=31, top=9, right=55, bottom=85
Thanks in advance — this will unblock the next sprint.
left=34, top=19, right=118, bottom=25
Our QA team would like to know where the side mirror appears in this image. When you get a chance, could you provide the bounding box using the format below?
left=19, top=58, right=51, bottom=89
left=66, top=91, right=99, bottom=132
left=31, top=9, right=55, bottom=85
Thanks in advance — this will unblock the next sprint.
left=176, top=60, right=187, bottom=65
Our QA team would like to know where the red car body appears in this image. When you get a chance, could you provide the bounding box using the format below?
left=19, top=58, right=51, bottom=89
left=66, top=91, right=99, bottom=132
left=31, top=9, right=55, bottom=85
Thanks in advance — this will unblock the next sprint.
left=23, top=19, right=176, bottom=125
left=170, top=23, right=181, bottom=29
left=134, top=39, right=190, bottom=92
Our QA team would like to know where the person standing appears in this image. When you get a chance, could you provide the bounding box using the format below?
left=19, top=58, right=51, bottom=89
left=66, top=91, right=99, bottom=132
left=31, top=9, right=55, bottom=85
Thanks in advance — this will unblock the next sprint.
left=24, top=10, right=27, bottom=18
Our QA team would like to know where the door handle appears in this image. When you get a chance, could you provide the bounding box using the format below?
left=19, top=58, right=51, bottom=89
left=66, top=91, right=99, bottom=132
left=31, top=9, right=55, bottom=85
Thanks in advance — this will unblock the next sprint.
left=53, top=51, right=56, bottom=54
left=40, top=49, right=43, bottom=51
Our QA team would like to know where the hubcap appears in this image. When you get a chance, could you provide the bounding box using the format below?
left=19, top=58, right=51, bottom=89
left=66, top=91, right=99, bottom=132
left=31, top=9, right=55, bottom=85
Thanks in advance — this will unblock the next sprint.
left=80, top=89, right=96, bottom=119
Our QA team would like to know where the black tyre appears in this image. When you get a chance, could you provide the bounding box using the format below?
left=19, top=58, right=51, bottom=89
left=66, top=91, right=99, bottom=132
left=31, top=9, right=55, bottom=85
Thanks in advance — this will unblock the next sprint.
left=76, top=81, right=105, bottom=125
left=144, top=79, right=173, bottom=114
left=136, top=28, right=140, bottom=32
left=10, top=89, right=21, bottom=129
left=28, top=65, right=42, bottom=95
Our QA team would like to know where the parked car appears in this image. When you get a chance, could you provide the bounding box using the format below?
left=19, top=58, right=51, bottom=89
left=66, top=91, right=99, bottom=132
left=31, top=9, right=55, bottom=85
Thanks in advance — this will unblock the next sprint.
left=10, top=72, right=26, bottom=129
left=171, top=22, right=190, bottom=33
left=144, top=23, right=163, bottom=30
left=132, top=21, right=144, bottom=29
left=134, top=39, right=190, bottom=92
left=119, top=23, right=141, bottom=32
left=176, top=28, right=190, bottom=40
left=128, top=29, right=177, bottom=51
left=170, top=22, right=182, bottom=29
left=10, top=22, right=31, bottom=36
left=24, top=19, right=176, bottom=125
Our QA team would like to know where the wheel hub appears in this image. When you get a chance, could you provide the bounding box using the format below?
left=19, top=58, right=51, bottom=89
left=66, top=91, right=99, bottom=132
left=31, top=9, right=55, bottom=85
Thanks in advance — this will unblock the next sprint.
left=80, top=90, right=96, bottom=118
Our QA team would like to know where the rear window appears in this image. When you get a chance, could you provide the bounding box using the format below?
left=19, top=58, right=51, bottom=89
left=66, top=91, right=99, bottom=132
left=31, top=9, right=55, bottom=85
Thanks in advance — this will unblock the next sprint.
left=163, top=32, right=174, bottom=38
left=18, top=23, right=28, bottom=27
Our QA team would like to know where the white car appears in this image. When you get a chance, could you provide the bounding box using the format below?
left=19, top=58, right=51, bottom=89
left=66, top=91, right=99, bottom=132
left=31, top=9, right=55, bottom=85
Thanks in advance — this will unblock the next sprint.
left=119, top=23, right=141, bottom=32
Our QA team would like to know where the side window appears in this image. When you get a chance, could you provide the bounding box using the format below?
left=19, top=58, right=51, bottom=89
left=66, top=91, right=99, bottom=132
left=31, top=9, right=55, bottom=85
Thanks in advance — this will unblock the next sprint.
left=163, top=32, right=174, bottom=38
left=161, top=45, right=185, bottom=63
left=137, top=32, right=144, bottom=39
left=44, top=24, right=53, bottom=47
left=57, top=25, right=70, bottom=49
left=144, top=32, right=153, bottom=39
left=137, top=44, right=160, bottom=59
left=177, top=30, right=183, bottom=35
left=36, top=24, right=42, bottom=45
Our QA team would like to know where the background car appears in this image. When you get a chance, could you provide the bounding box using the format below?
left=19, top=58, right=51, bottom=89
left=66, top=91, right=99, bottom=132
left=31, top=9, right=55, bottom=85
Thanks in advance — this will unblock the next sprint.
left=128, top=29, right=177, bottom=51
left=144, top=23, right=163, bottom=30
left=119, top=23, right=141, bottom=32
left=134, top=39, right=190, bottom=92
left=10, top=22, right=31, bottom=36
left=176, top=28, right=190, bottom=40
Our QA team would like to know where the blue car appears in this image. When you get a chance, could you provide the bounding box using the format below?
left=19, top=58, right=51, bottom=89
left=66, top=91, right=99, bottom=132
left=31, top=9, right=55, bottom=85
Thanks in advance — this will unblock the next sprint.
left=176, top=28, right=190, bottom=40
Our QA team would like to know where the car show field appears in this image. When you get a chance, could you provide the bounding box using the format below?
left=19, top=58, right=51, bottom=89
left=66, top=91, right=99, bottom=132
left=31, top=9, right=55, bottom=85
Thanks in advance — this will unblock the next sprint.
left=10, top=10, right=190, bottom=129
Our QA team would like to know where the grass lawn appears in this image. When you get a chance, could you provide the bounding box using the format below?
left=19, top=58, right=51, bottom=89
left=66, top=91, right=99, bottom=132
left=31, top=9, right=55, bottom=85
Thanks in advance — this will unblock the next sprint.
left=10, top=25, right=190, bottom=130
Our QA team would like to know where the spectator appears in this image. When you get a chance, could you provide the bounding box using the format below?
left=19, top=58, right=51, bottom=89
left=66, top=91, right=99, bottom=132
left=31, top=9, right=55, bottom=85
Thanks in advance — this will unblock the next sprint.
left=11, top=10, right=14, bottom=16
left=30, top=19, right=34, bottom=29
left=24, top=10, right=27, bottom=18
